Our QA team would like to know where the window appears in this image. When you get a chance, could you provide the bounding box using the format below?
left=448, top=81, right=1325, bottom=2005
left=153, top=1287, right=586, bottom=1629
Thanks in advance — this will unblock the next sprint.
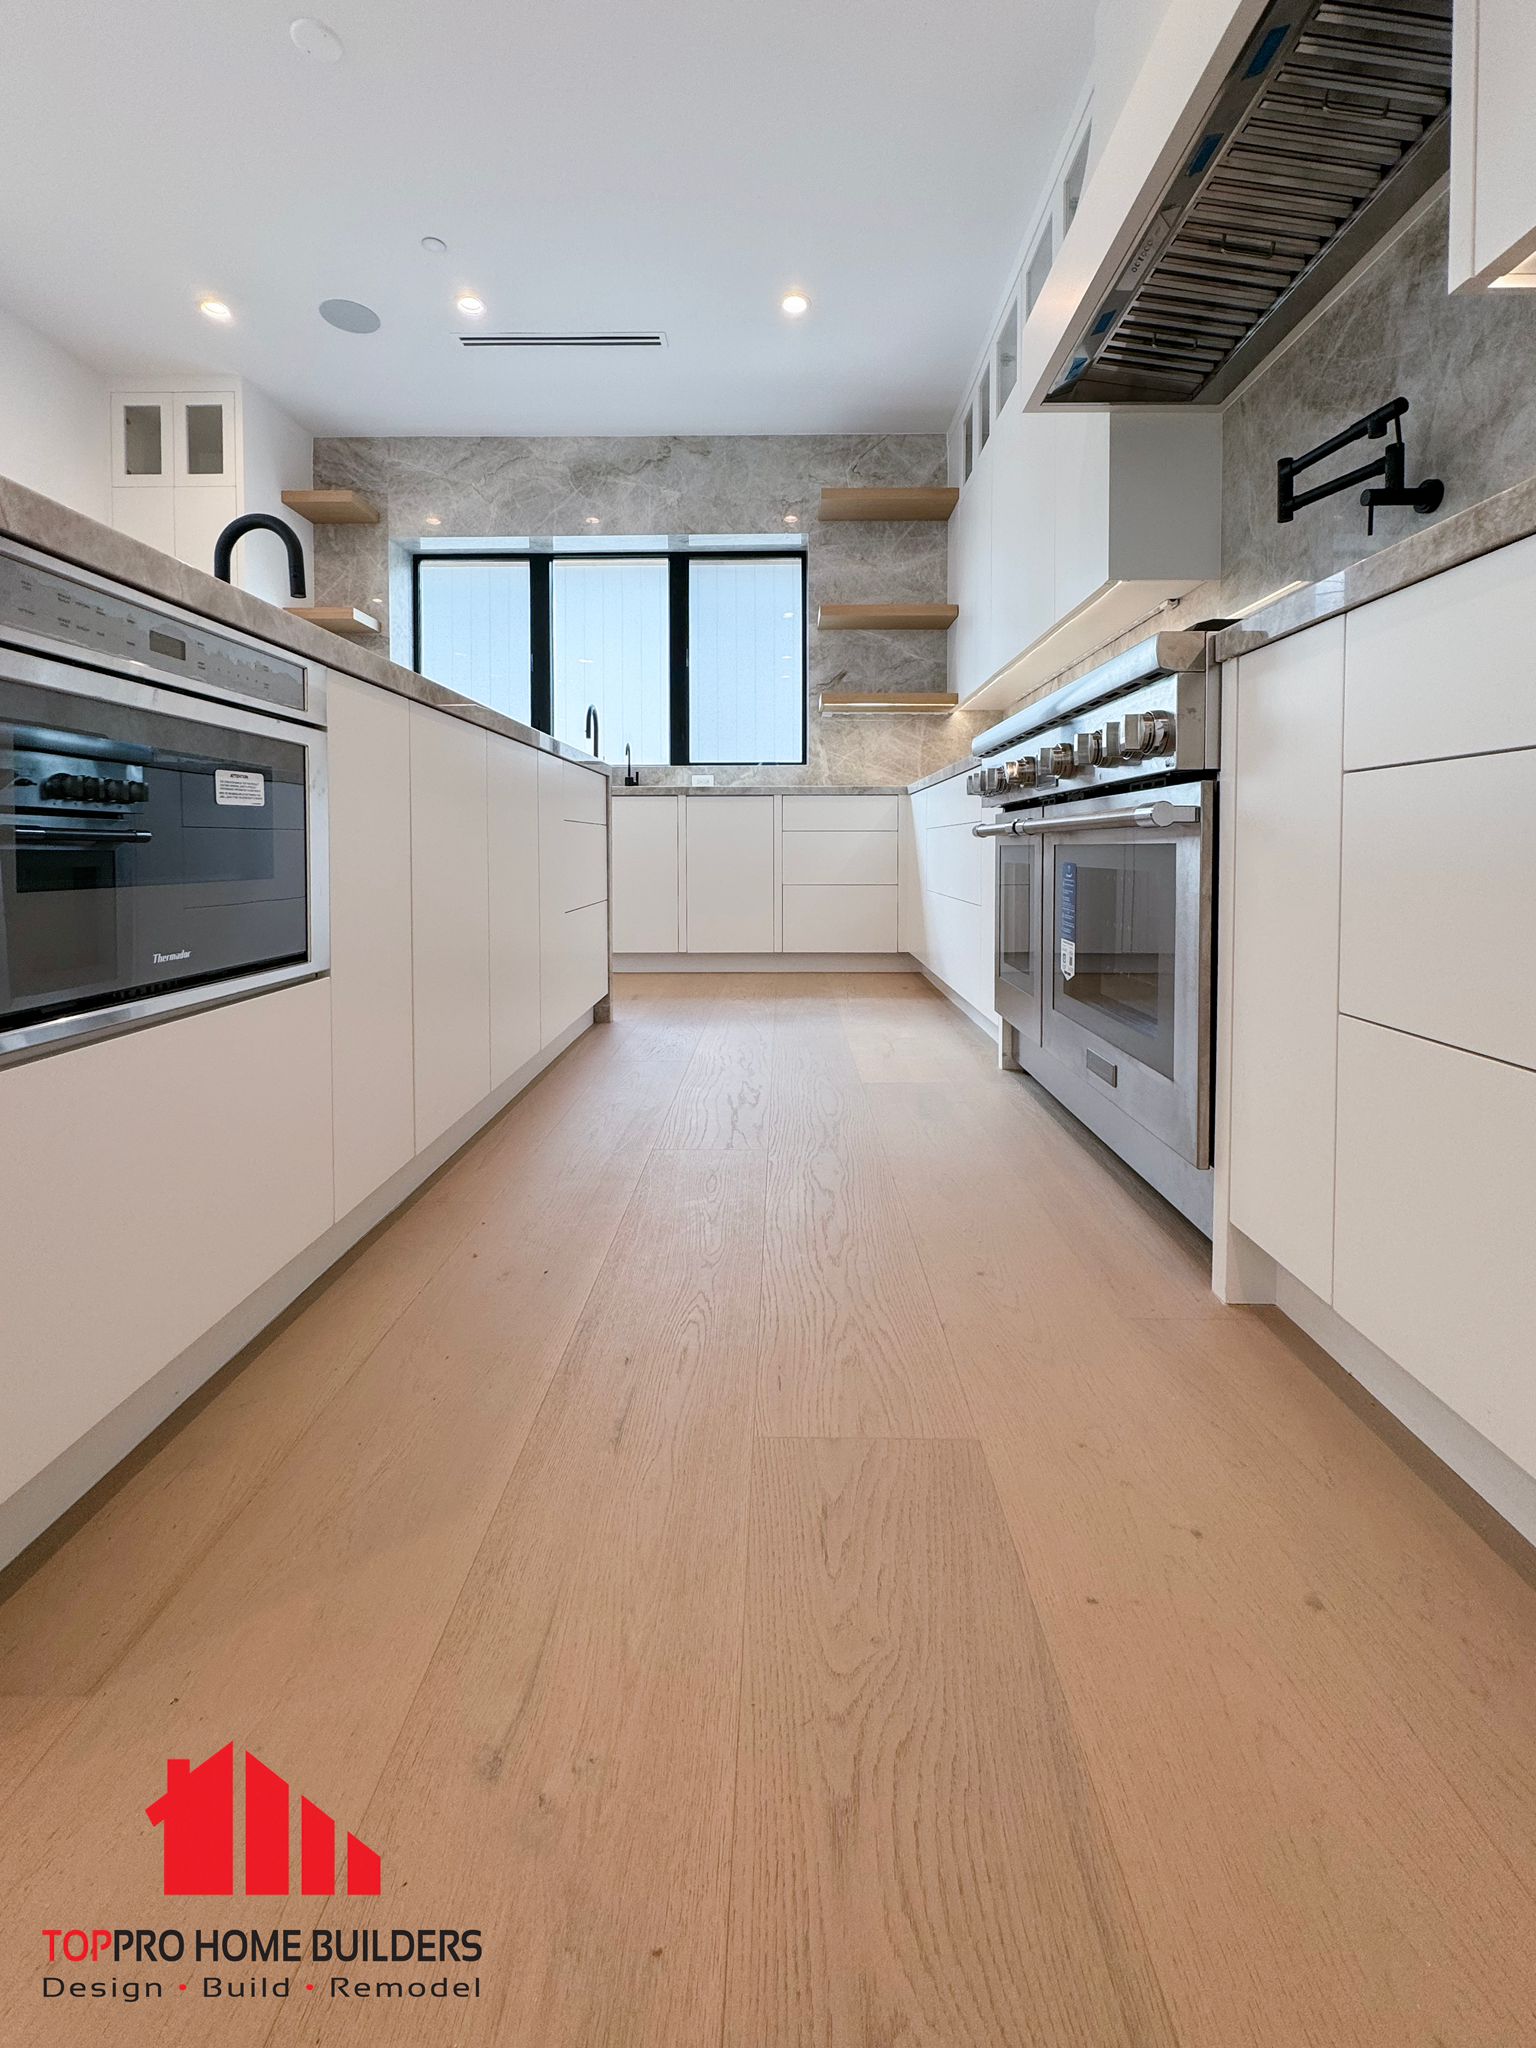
left=413, top=547, right=806, bottom=765
left=1061, top=122, right=1092, bottom=235
left=416, top=559, right=532, bottom=721
left=962, top=407, right=974, bottom=481
left=996, top=300, right=1019, bottom=410
left=977, top=366, right=992, bottom=452
left=551, top=558, right=669, bottom=760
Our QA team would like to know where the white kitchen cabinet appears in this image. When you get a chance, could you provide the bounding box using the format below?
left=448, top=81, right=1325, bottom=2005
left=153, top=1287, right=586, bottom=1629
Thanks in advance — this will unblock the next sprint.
left=949, top=409, right=1221, bottom=711
left=1334, top=1017, right=1536, bottom=1476
left=1226, top=619, right=1345, bottom=1301
left=1341, top=750, right=1536, bottom=1073
left=900, top=775, right=994, bottom=1019
left=328, top=674, right=417, bottom=1217
left=410, top=703, right=491, bottom=1148
left=538, top=753, right=610, bottom=1037
left=1344, top=534, right=1536, bottom=768
left=782, top=885, right=899, bottom=954
left=0, top=980, right=333, bottom=1505
left=780, top=831, right=897, bottom=887
left=612, top=795, right=681, bottom=952
left=781, top=793, right=898, bottom=833
left=946, top=449, right=993, bottom=706
left=1450, top=0, right=1536, bottom=289
left=685, top=795, right=775, bottom=952
left=487, top=731, right=543, bottom=1087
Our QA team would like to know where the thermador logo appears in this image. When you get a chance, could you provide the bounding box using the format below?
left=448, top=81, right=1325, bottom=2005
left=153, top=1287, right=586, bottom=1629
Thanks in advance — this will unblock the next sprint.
left=153, top=950, right=192, bottom=965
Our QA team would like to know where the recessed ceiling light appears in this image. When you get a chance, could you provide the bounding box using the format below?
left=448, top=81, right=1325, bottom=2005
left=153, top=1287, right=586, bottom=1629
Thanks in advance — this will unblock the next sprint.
left=783, top=513, right=800, bottom=525
left=584, top=516, right=601, bottom=526
left=198, top=297, right=232, bottom=323
left=423, top=515, right=442, bottom=528
left=420, top=236, right=448, bottom=255
left=319, top=298, right=381, bottom=333
left=780, top=291, right=810, bottom=317
left=290, top=17, right=343, bottom=61
left=455, top=293, right=486, bottom=318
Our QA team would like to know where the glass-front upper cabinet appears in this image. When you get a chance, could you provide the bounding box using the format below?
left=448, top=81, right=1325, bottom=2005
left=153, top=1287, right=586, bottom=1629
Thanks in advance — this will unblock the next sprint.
left=995, top=300, right=1019, bottom=411
left=111, top=390, right=236, bottom=489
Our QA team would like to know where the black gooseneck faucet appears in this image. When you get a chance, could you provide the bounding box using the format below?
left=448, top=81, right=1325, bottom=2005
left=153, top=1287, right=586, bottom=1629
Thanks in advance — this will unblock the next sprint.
left=585, top=704, right=601, bottom=759
left=211, top=512, right=308, bottom=599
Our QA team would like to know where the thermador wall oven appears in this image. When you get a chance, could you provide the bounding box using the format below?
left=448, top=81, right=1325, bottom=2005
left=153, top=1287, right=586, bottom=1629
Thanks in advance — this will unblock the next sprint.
left=970, top=633, right=1218, bottom=1232
left=0, top=540, right=327, bottom=1064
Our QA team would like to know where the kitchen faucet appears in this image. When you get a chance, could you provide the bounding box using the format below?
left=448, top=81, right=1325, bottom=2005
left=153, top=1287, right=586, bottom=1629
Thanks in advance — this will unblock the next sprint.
left=585, top=705, right=600, bottom=759
left=623, top=743, right=639, bottom=786
left=211, top=512, right=308, bottom=599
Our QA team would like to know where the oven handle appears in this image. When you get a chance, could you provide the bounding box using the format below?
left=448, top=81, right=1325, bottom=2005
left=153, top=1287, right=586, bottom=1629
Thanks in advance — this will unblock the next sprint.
left=973, top=801, right=1200, bottom=838
left=7, top=821, right=154, bottom=845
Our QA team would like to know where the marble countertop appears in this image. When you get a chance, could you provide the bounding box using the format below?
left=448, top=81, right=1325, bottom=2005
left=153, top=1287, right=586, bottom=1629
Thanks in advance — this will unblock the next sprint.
left=1215, top=470, right=1536, bottom=662
left=906, top=757, right=975, bottom=794
left=0, top=475, right=601, bottom=769
left=612, top=782, right=904, bottom=796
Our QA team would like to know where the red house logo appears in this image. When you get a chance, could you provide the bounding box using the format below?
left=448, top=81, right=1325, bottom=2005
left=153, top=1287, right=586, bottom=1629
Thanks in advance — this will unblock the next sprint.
left=146, top=1744, right=381, bottom=1898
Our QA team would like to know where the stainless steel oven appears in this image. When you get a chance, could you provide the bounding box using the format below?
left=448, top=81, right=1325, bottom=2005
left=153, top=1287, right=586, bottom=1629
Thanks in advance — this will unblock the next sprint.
left=0, top=541, right=327, bottom=1065
left=971, top=632, right=1218, bottom=1231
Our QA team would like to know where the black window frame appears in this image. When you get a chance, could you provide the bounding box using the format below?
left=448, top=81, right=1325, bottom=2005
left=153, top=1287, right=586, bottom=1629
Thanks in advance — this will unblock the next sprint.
left=412, top=546, right=809, bottom=767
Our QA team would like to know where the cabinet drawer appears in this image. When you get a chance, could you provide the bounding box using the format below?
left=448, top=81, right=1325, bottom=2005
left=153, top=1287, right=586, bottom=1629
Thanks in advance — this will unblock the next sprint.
left=782, top=885, right=899, bottom=953
left=562, top=759, right=609, bottom=823
left=565, top=900, right=610, bottom=1015
left=781, top=793, right=897, bottom=832
left=780, top=830, right=898, bottom=886
left=563, top=819, right=608, bottom=911
left=1344, top=535, right=1536, bottom=768
left=1334, top=1018, right=1536, bottom=1476
left=1341, top=750, right=1536, bottom=1069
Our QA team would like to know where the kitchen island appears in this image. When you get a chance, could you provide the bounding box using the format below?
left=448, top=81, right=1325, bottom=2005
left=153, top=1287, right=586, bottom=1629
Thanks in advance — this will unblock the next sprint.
left=0, top=481, right=611, bottom=1567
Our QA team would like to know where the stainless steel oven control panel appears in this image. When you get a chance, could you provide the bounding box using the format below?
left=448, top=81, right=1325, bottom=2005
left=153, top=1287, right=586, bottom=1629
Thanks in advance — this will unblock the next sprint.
left=0, top=539, right=321, bottom=724
left=967, top=671, right=1216, bottom=807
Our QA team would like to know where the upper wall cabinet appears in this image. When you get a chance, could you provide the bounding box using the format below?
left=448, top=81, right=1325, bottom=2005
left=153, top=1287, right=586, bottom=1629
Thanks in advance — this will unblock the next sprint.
left=1450, top=0, right=1536, bottom=289
left=948, top=408, right=1221, bottom=710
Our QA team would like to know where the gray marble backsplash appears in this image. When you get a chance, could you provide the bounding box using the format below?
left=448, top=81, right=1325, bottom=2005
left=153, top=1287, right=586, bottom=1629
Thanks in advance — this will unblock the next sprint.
left=311, top=433, right=985, bottom=787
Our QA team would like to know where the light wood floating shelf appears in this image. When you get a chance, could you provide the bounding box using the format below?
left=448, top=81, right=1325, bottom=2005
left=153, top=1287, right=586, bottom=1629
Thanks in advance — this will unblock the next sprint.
left=281, top=488, right=381, bottom=525
left=817, top=603, right=959, bottom=632
left=286, top=605, right=381, bottom=639
left=818, top=486, right=959, bottom=522
left=820, top=690, right=959, bottom=715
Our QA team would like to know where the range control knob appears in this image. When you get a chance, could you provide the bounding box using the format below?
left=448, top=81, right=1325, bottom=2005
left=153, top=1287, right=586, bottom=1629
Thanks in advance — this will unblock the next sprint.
left=1045, top=743, right=1076, bottom=779
left=1124, top=712, right=1174, bottom=759
left=129, top=780, right=150, bottom=804
left=965, top=769, right=986, bottom=797
left=79, top=775, right=104, bottom=801
left=104, top=778, right=132, bottom=805
left=41, top=772, right=84, bottom=800
left=1073, top=731, right=1102, bottom=771
left=1000, top=757, right=1037, bottom=792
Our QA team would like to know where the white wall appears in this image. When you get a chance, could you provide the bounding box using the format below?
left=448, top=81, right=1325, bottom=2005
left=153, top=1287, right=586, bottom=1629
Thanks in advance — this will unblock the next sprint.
left=0, top=301, right=109, bottom=521
left=238, top=377, right=316, bottom=609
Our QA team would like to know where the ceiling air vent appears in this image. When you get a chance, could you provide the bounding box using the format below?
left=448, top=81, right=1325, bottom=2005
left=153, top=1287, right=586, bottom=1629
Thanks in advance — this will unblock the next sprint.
left=460, top=332, right=666, bottom=349
left=1048, top=0, right=1453, bottom=405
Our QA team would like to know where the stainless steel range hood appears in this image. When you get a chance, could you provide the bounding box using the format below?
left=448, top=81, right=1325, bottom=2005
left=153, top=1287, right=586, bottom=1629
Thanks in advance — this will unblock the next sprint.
left=1048, top=0, right=1452, bottom=406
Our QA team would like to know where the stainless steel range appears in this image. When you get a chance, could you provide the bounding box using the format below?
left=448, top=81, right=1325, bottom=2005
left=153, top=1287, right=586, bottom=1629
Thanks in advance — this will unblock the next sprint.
left=968, top=630, right=1218, bottom=1231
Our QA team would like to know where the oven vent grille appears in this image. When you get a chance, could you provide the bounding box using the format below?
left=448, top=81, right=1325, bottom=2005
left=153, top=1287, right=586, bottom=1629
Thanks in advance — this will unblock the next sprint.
left=459, top=332, right=666, bottom=349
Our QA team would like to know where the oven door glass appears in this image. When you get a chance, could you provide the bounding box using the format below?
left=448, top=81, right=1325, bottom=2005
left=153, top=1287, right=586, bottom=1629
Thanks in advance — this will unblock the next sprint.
left=1040, top=795, right=1211, bottom=1167
left=1053, top=839, right=1178, bottom=1076
left=996, top=834, right=1041, bottom=1043
left=1, top=673, right=310, bottom=1041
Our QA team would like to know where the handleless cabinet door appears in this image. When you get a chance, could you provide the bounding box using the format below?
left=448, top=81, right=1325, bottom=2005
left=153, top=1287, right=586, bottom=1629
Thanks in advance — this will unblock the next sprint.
left=612, top=796, right=681, bottom=952
left=1334, top=1017, right=1536, bottom=1476
left=685, top=796, right=775, bottom=953
left=1226, top=620, right=1345, bottom=1300
left=488, top=732, right=542, bottom=1087
left=410, top=704, right=491, bottom=1148
left=328, top=674, right=416, bottom=1216
left=539, top=752, right=611, bottom=1040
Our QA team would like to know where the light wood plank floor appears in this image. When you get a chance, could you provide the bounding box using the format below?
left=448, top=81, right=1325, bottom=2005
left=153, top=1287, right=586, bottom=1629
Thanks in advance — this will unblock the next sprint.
left=4, top=971, right=1536, bottom=2047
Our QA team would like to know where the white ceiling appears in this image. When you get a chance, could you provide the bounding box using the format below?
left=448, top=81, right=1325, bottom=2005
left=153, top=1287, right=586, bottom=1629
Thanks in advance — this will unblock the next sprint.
left=0, top=1, right=1092, bottom=438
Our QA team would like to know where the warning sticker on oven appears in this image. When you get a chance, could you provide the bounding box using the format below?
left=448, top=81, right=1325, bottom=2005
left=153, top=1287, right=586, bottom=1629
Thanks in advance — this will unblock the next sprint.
left=214, top=769, right=266, bottom=807
left=1059, top=860, right=1077, bottom=981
